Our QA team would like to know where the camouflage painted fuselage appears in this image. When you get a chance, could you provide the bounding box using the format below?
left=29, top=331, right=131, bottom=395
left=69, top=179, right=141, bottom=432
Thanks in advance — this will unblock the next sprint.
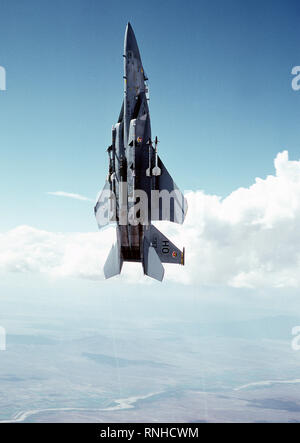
left=95, top=23, right=187, bottom=281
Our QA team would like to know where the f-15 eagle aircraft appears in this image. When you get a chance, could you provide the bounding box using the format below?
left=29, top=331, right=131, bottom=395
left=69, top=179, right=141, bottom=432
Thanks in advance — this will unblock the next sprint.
left=95, top=23, right=187, bottom=282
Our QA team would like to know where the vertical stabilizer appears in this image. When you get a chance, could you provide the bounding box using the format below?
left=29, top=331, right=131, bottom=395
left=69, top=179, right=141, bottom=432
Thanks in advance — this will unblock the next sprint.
left=142, top=237, right=165, bottom=282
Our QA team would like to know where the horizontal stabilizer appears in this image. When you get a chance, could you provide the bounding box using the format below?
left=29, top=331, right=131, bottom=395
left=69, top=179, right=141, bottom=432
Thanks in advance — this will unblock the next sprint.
left=143, top=237, right=164, bottom=282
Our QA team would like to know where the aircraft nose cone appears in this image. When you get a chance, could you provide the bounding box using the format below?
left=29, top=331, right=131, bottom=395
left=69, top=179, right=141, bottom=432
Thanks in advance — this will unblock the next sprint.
left=124, top=22, right=141, bottom=60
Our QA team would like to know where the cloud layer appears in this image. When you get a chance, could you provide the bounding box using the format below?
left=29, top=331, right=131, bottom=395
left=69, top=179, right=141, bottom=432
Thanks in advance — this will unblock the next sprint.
left=2, top=151, right=300, bottom=288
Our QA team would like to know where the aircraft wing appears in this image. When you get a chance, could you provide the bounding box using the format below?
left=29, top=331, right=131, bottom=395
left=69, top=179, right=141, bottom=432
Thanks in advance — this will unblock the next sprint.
left=94, top=180, right=116, bottom=228
left=151, top=156, right=188, bottom=224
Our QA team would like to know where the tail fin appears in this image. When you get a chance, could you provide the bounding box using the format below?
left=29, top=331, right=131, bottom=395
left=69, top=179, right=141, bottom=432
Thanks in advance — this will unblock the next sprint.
left=149, top=224, right=185, bottom=265
left=142, top=237, right=165, bottom=282
left=103, top=231, right=123, bottom=279
left=142, top=225, right=185, bottom=282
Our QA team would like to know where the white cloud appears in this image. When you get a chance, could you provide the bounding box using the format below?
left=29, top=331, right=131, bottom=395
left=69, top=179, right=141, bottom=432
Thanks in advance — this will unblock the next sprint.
left=0, top=226, right=112, bottom=280
left=2, top=151, right=300, bottom=288
left=47, top=191, right=93, bottom=202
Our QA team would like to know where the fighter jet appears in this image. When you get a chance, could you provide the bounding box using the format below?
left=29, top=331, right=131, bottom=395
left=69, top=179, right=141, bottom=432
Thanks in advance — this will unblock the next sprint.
left=94, top=23, right=188, bottom=282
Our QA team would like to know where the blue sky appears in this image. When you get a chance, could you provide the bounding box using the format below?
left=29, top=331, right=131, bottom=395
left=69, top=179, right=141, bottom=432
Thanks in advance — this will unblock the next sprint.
left=2, top=3, right=300, bottom=420
left=0, top=0, right=300, bottom=232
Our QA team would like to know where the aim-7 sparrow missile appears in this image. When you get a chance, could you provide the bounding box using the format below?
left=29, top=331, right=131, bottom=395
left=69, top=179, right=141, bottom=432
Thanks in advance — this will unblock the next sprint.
left=94, top=23, right=188, bottom=282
